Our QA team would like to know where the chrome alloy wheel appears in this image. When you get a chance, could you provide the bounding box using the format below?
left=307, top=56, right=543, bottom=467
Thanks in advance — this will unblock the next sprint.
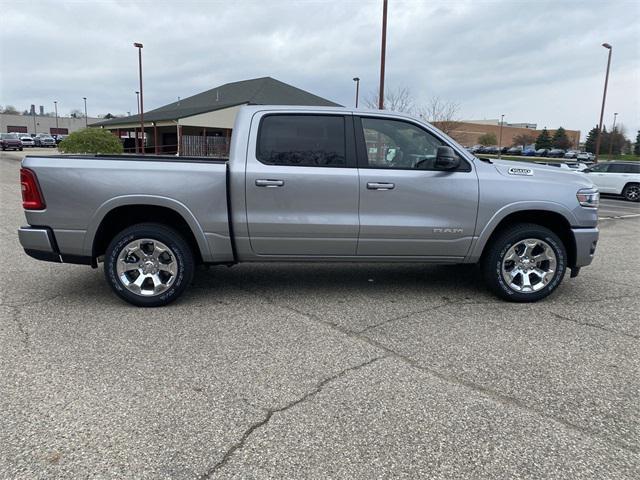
left=116, top=239, right=178, bottom=296
left=501, top=238, right=557, bottom=293
left=625, top=185, right=640, bottom=201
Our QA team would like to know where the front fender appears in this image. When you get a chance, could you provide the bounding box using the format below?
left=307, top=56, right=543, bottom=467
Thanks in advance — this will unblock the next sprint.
left=467, top=201, right=577, bottom=263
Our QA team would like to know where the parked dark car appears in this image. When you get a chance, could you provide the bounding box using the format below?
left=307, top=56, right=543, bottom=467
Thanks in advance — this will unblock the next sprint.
left=547, top=149, right=566, bottom=158
left=484, top=146, right=500, bottom=154
left=507, top=146, right=523, bottom=155
left=500, top=146, right=509, bottom=154
left=0, top=133, right=23, bottom=151
left=53, top=134, right=68, bottom=145
left=523, top=148, right=537, bottom=156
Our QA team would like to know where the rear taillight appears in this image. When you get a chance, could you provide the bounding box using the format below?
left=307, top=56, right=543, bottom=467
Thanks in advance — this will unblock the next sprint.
left=20, top=168, right=46, bottom=210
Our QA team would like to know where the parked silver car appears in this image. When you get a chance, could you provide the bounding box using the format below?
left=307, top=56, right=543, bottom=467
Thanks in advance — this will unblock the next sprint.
left=34, top=134, right=56, bottom=147
left=576, top=151, right=595, bottom=162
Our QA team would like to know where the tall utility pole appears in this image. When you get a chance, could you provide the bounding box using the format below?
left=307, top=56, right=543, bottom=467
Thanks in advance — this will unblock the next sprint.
left=83, top=97, right=88, bottom=127
left=135, top=91, right=140, bottom=153
left=53, top=101, right=59, bottom=132
left=607, top=112, right=618, bottom=160
left=134, top=42, right=145, bottom=155
left=594, top=43, right=612, bottom=162
left=498, top=114, right=505, bottom=159
left=353, top=77, right=360, bottom=108
left=378, top=0, right=388, bottom=110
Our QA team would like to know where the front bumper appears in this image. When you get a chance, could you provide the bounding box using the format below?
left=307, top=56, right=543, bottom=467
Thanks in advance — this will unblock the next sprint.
left=18, top=226, right=92, bottom=265
left=572, top=227, right=599, bottom=267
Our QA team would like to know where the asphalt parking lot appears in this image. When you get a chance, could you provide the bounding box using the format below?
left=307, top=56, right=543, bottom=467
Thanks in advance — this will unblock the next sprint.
left=1, top=150, right=639, bottom=479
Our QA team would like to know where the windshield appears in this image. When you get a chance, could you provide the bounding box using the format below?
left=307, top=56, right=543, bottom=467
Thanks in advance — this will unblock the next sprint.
left=1, top=134, right=18, bottom=139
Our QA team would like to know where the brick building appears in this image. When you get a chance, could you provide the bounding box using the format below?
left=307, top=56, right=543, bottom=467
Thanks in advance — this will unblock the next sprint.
left=1, top=113, right=101, bottom=135
left=438, top=120, right=580, bottom=148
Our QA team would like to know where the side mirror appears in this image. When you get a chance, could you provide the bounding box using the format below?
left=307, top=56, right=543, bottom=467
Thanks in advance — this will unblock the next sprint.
left=434, top=146, right=460, bottom=171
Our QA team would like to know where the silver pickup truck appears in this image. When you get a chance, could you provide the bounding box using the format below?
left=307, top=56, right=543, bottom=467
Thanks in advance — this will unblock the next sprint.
left=19, top=105, right=599, bottom=306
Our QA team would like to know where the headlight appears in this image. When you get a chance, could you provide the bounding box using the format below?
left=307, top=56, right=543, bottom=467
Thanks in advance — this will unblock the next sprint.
left=577, top=188, right=599, bottom=208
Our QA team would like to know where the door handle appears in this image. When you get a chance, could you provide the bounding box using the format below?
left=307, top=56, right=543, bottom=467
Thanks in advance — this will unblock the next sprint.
left=367, top=182, right=395, bottom=190
left=255, top=179, right=284, bottom=187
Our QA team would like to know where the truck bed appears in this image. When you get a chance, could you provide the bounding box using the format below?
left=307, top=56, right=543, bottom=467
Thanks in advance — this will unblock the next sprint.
left=21, top=154, right=234, bottom=264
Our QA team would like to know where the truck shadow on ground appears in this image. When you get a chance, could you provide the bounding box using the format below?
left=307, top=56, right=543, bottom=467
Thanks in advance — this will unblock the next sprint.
left=189, top=262, right=487, bottom=300
left=23, top=262, right=489, bottom=308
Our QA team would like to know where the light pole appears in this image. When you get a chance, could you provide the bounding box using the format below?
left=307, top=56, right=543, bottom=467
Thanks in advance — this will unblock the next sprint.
left=135, top=90, right=140, bottom=153
left=594, top=43, right=612, bottom=162
left=83, top=97, right=88, bottom=127
left=607, top=112, right=618, bottom=160
left=498, top=114, right=505, bottom=159
left=134, top=42, right=145, bottom=155
left=53, top=101, right=59, bottom=133
left=353, top=77, right=360, bottom=108
left=378, top=0, right=388, bottom=109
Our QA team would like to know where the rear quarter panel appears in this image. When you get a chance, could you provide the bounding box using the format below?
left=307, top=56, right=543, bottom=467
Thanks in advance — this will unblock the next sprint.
left=22, top=156, right=232, bottom=262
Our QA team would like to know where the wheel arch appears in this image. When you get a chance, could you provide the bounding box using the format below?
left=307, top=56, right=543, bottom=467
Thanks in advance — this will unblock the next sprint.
left=86, top=196, right=211, bottom=263
left=471, top=206, right=577, bottom=267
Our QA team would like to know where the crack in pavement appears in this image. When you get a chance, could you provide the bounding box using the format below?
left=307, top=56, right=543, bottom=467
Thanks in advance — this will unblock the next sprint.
left=197, top=356, right=386, bottom=479
left=231, top=282, right=639, bottom=456
left=6, top=305, right=30, bottom=348
left=0, top=292, right=66, bottom=308
left=551, top=312, right=639, bottom=340
left=356, top=299, right=499, bottom=334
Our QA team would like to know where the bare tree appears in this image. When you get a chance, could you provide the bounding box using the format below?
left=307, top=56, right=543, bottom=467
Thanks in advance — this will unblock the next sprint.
left=416, top=97, right=460, bottom=134
left=512, top=133, right=537, bottom=148
left=2, top=105, right=19, bottom=114
left=364, top=86, right=414, bottom=113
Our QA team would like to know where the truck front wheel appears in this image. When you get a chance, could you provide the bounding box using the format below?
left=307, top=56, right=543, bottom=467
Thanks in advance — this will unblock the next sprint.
left=104, top=223, right=194, bottom=307
left=481, top=223, right=566, bottom=302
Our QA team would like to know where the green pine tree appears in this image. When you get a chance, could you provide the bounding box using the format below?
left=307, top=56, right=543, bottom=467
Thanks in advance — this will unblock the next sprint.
left=634, top=130, right=640, bottom=156
left=552, top=127, right=571, bottom=150
left=535, top=128, right=552, bottom=150
left=584, top=126, right=599, bottom=153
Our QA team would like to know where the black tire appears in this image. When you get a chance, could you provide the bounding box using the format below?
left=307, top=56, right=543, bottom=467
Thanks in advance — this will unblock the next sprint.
left=19, top=147, right=23, bottom=151
left=622, top=183, right=640, bottom=202
left=481, top=223, right=567, bottom=302
left=104, top=223, right=194, bottom=307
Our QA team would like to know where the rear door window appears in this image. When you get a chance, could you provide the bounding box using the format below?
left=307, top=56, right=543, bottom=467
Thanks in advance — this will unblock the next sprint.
left=608, top=164, right=628, bottom=173
left=257, top=115, right=347, bottom=167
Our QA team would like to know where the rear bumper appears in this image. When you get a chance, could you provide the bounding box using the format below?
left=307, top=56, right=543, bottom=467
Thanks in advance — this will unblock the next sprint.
left=18, top=226, right=92, bottom=265
left=572, top=227, right=599, bottom=267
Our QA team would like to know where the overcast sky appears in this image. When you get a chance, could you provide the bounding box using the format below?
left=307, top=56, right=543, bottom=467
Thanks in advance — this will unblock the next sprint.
left=1, top=0, right=638, bottom=140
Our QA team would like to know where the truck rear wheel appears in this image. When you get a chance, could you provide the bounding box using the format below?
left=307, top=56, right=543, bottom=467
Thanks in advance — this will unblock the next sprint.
left=104, top=223, right=194, bottom=307
left=481, top=223, right=566, bottom=302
